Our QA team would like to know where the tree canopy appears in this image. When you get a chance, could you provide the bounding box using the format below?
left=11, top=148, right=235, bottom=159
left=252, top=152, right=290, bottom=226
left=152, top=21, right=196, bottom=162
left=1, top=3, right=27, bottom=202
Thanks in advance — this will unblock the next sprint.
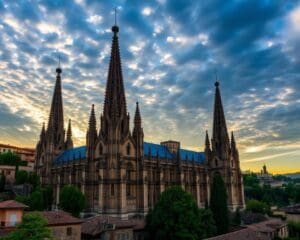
left=59, top=185, right=86, bottom=217
left=210, top=173, right=229, bottom=234
left=145, top=186, right=216, bottom=240
left=0, top=152, right=26, bottom=166
left=1, top=213, right=53, bottom=240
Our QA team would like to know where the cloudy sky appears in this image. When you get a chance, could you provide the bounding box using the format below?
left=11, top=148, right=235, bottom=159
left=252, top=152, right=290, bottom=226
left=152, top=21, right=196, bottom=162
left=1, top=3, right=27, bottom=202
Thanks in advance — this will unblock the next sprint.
left=0, top=0, right=299, bottom=173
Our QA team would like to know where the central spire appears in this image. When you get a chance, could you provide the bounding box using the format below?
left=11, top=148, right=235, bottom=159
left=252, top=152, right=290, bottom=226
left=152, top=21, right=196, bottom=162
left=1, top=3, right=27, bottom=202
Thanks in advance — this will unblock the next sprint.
left=212, top=81, right=230, bottom=157
left=103, top=21, right=127, bottom=123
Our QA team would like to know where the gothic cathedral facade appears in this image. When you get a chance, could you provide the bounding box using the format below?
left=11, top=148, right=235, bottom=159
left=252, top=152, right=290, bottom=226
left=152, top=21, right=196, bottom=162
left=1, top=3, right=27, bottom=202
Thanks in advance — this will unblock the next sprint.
left=35, top=24, right=245, bottom=219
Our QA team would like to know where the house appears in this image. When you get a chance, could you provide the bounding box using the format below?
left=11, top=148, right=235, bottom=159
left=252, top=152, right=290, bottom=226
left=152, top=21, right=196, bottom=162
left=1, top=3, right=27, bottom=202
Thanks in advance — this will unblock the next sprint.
left=0, top=200, right=28, bottom=228
left=39, top=211, right=82, bottom=240
left=205, top=228, right=269, bottom=240
left=81, top=215, right=144, bottom=240
left=247, top=218, right=288, bottom=239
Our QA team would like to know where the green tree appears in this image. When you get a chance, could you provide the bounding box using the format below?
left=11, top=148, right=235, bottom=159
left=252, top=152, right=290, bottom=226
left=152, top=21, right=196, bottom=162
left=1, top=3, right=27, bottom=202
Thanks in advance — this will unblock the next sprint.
left=0, top=172, right=5, bottom=192
left=246, top=199, right=270, bottom=214
left=15, top=170, right=28, bottom=185
left=232, top=208, right=241, bottom=226
left=1, top=213, right=53, bottom=240
left=29, top=191, right=44, bottom=211
left=145, top=186, right=216, bottom=240
left=59, top=185, right=85, bottom=217
left=210, top=173, right=229, bottom=234
left=28, top=172, right=40, bottom=190
left=41, top=186, right=53, bottom=210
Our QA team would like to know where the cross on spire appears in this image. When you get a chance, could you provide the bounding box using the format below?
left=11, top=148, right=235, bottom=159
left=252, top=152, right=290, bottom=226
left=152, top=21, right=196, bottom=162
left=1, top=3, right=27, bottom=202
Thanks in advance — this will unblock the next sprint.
left=114, top=7, right=117, bottom=26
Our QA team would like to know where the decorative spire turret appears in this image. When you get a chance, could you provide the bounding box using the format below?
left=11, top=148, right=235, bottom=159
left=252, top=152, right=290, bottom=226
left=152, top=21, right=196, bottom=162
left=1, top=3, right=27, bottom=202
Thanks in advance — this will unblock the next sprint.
left=87, top=104, right=97, bottom=147
left=101, top=20, right=129, bottom=140
left=205, top=130, right=210, bottom=149
left=212, top=81, right=230, bottom=159
left=65, top=119, right=73, bottom=149
left=133, top=102, right=144, bottom=158
left=47, top=62, right=65, bottom=153
left=231, top=131, right=236, bottom=150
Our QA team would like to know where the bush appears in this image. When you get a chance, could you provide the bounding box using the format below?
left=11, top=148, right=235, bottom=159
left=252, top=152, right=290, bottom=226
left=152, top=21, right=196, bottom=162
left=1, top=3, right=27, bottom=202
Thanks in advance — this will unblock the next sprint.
left=246, top=199, right=270, bottom=215
left=145, top=186, right=216, bottom=240
left=59, top=185, right=85, bottom=217
left=15, top=170, right=28, bottom=185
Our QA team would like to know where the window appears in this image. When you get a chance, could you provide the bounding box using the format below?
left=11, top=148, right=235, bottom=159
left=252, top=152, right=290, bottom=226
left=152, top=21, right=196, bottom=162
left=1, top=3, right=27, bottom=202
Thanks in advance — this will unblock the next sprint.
left=111, top=184, right=115, bottom=196
left=99, top=144, right=103, bottom=155
left=66, top=227, right=72, bottom=236
left=126, top=143, right=131, bottom=155
left=9, top=214, right=17, bottom=226
left=215, top=159, right=218, bottom=167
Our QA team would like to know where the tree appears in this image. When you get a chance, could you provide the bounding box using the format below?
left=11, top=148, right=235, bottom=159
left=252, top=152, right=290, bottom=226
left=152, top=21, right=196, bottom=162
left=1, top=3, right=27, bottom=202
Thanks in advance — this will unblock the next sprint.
left=59, top=185, right=85, bottom=217
left=2, top=213, right=53, bottom=240
left=0, top=172, right=5, bottom=192
left=29, top=191, right=44, bottom=211
left=145, top=186, right=216, bottom=240
left=210, top=173, right=229, bottom=234
left=15, top=170, right=28, bottom=185
left=246, top=199, right=270, bottom=214
left=232, top=208, right=241, bottom=226
left=41, top=186, right=53, bottom=210
left=28, top=172, right=40, bottom=190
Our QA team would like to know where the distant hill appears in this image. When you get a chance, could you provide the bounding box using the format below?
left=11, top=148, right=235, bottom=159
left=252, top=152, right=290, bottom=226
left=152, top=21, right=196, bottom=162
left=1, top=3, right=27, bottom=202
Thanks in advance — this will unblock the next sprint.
left=281, top=172, right=300, bottom=179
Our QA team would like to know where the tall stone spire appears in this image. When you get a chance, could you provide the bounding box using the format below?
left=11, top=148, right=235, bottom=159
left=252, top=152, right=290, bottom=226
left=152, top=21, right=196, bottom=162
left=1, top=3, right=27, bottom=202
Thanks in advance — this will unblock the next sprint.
left=205, top=130, right=210, bottom=149
left=65, top=119, right=73, bottom=149
left=47, top=63, right=65, bottom=152
left=87, top=104, right=97, bottom=147
left=231, top=131, right=236, bottom=150
left=133, top=101, right=143, bottom=141
left=101, top=22, right=129, bottom=139
left=212, top=81, right=230, bottom=158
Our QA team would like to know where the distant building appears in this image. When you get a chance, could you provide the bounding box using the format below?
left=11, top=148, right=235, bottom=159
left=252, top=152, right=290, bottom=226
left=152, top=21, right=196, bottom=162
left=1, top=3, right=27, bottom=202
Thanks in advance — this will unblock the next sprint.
left=206, top=218, right=288, bottom=240
left=36, top=22, right=245, bottom=219
left=0, top=200, right=28, bottom=228
left=280, top=204, right=300, bottom=222
left=0, top=143, right=35, bottom=168
left=257, top=165, right=283, bottom=187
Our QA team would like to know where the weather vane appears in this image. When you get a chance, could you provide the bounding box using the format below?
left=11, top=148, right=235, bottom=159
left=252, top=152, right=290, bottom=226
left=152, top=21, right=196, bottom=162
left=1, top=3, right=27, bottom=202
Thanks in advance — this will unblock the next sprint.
left=114, top=7, right=117, bottom=25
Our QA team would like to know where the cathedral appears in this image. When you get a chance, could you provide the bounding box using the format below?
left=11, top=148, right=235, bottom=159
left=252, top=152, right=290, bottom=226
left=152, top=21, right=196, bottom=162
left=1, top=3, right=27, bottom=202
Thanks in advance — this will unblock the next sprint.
left=35, top=23, right=245, bottom=219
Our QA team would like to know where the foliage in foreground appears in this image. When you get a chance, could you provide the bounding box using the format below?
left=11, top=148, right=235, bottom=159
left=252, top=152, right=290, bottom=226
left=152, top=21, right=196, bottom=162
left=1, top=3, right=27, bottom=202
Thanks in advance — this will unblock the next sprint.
left=210, top=173, right=229, bottom=234
left=59, top=185, right=86, bottom=217
left=1, top=213, right=53, bottom=240
left=145, top=186, right=216, bottom=240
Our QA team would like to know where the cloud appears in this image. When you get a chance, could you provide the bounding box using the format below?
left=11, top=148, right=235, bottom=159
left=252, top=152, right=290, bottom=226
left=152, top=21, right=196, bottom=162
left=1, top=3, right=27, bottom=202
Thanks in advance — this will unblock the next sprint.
left=0, top=1, right=299, bottom=172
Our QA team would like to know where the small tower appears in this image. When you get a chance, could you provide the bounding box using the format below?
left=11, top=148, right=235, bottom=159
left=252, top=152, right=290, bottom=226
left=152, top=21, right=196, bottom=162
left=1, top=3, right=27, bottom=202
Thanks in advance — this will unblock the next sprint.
left=204, top=130, right=211, bottom=165
left=132, top=102, right=144, bottom=159
left=65, top=119, right=73, bottom=149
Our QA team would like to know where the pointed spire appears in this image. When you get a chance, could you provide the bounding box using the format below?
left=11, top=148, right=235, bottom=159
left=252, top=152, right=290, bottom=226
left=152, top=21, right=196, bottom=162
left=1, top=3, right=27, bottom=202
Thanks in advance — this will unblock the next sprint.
left=88, top=104, right=97, bottom=131
left=205, top=130, right=210, bottom=148
left=134, top=102, right=141, bottom=128
left=47, top=62, right=65, bottom=150
left=65, top=119, right=73, bottom=149
left=231, top=131, right=236, bottom=149
left=40, top=122, right=46, bottom=138
left=212, top=81, right=230, bottom=156
left=103, top=20, right=126, bottom=123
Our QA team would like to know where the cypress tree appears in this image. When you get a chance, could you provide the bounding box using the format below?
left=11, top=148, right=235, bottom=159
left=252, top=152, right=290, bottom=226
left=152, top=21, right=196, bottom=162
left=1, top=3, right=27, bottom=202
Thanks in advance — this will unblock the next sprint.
left=210, top=173, right=229, bottom=234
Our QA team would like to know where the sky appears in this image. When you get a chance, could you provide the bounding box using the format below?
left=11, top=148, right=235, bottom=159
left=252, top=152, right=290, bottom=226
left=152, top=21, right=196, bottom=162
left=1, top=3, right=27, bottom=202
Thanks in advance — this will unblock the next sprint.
left=0, top=0, right=300, bottom=174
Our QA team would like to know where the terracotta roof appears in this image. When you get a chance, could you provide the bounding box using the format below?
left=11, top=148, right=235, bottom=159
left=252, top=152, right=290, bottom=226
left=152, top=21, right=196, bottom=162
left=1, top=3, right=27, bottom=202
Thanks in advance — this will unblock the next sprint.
left=82, top=215, right=145, bottom=236
left=205, top=228, right=269, bottom=240
left=247, top=218, right=286, bottom=233
left=29, top=211, right=82, bottom=226
left=0, top=200, right=28, bottom=209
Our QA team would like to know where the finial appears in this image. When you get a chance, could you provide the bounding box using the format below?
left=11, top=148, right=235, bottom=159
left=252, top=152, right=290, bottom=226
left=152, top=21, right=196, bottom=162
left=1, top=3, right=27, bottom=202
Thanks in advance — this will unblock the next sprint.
left=56, top=54, right=62, bottom=74
left=112, top=7, right=119, bottom=34
left=214, top=69, right=219, bottom=87
left=136, top=101, right=139, bottom=106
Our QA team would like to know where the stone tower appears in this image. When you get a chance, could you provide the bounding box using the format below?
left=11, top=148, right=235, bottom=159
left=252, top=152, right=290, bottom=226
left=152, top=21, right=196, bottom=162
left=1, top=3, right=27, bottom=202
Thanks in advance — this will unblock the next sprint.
left=208, top=81, right=245, bottom=210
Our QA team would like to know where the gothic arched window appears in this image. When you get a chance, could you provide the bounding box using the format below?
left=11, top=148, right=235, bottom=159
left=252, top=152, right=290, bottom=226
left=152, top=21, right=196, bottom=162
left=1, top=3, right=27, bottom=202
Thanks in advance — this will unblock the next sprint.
left=99, top=144, right=103, bottom=155
left=126, top=143, right=131, bottom=155
left=215, top=158, right=218, bottom=167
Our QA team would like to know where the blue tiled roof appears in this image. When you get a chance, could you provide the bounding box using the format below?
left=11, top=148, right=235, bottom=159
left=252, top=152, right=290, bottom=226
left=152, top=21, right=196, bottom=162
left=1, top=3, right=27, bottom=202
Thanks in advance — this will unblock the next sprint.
left=144, top=142, right=174, bottom=160
left=53, top=143, right=205, bottom=165
left=179, top=149, right=205, bottom=163
left=54, top=146, right=86, bottom=165
left=143, top=142, right=205, bottom=163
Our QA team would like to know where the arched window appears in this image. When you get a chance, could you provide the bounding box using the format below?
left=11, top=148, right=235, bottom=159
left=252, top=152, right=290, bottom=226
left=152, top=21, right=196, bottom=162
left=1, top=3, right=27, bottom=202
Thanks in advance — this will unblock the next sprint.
left=111, top=184, right=114, bottom=196
left=126, top=143, right=131, bottom=155
left=215, top=159, right=218, bottom=167
left=99, top=144, right=103, bottom=155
